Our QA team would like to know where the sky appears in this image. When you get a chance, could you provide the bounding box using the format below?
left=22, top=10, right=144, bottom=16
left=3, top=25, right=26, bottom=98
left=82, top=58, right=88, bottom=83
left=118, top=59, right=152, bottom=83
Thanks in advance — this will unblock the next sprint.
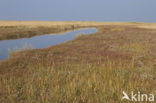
left=0, top=0, right=156, bottom=22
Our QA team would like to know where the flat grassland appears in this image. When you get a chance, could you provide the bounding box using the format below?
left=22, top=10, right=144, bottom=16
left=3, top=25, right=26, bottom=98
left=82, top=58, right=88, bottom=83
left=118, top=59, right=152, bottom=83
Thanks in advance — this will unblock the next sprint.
left=0, top=21, right=156, bottom=103
left=1, top=20, right=156, bottom=41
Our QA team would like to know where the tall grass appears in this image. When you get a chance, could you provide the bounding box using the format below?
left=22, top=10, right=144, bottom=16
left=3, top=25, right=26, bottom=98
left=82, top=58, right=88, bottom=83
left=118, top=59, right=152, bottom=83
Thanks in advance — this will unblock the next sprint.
left=0, top=57, right=155, bottom=103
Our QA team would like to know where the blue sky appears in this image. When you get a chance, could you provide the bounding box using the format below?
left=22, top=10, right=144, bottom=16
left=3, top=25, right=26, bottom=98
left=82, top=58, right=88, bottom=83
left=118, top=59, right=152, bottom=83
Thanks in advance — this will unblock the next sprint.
left=0, top=0, right=156, bottom=22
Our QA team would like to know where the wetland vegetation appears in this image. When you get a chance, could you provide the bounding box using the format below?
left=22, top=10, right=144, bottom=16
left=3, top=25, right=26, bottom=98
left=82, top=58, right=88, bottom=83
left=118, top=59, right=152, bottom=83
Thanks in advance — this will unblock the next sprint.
left=0, top=21, right=156, bottom=103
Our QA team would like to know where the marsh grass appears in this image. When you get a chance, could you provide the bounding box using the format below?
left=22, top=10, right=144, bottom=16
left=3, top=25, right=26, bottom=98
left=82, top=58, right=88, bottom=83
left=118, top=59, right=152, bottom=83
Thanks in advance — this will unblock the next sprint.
left=1, top=21, right=156, bottom=41
left=0, top=25, right=155, bottom=103
left=8, top=43, right=33, bottom=59
left=75, top=33, right=85, bottom=39
left=0, top=43, right=155, bottom=103
left=0, top=24, right=89, bottom=41
left=0, top=57, right=155, bottom=103
left=110, top=27, right=125, bottom=32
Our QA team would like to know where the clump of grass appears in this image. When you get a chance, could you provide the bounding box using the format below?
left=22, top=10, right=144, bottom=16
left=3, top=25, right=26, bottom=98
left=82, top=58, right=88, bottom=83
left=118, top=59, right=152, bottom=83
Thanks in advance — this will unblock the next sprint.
left=110, top=27, right=125, bottom=32
left=117, top=42, right=148, bottom=55
left=75, top=33, right=85, bottom=39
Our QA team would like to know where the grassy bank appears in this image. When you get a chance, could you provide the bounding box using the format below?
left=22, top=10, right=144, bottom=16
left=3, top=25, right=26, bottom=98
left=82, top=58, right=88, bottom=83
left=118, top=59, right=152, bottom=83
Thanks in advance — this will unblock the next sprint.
left=0, top=23, right=156, bottom=102
left=0, top=21, right=96, bottom=41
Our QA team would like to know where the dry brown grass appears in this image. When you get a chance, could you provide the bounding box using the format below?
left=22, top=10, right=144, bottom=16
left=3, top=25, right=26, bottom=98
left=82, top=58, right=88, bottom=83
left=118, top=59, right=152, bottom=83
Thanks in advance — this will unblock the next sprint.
left=0, top=21, right=104, bottom=27
left=1, top=20, right=156, bottom=28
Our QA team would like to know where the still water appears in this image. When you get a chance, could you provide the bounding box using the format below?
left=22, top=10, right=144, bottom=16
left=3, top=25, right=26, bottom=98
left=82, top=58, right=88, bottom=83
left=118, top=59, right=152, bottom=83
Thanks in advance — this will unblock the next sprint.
left=0, top=28, right=97, bottom=61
